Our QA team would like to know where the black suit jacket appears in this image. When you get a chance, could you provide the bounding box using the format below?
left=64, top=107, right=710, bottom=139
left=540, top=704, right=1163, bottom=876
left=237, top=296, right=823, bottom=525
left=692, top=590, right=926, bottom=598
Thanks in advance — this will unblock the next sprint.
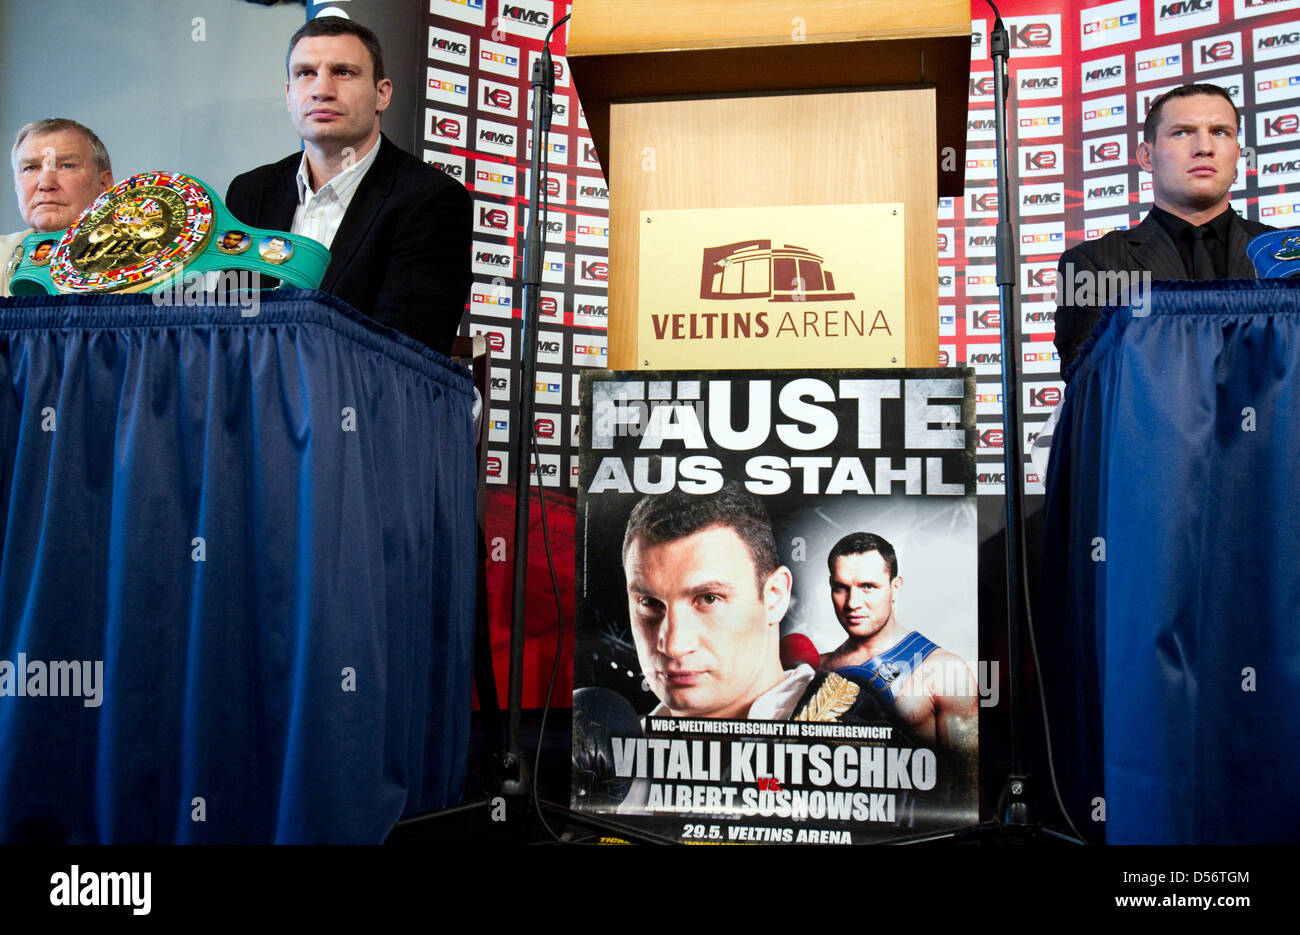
left=1053, top=209, right=1273, bottom=373
left=226, top=135, right=472, bottom=354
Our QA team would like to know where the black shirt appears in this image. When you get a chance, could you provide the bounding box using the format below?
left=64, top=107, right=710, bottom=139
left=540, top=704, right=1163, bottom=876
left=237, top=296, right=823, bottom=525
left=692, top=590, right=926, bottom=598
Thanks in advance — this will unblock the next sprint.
left=1149, top=204, right=1234, bottom=279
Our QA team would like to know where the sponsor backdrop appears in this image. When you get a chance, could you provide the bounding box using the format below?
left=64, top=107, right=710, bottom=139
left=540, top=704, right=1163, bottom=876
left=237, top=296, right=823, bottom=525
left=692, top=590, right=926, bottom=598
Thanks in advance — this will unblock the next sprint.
left=958, top=0, right=1300, bottom=496
left=424, top=0, right=590, bottom=705
left=414, top=0, right=1300, bottom=705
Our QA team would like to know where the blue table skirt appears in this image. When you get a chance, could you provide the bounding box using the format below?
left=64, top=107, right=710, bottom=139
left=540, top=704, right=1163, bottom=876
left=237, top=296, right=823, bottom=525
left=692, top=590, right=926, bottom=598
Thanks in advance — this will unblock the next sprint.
left=0, top=290, right=476, bottom=843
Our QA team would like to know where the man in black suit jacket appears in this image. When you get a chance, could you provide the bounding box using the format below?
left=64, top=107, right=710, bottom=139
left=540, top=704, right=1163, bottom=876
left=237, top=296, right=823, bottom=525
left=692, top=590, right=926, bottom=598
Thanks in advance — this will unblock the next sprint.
left=1054, top=84, right=1273, bottom=373
left=226, top=17, right=471, bottom=355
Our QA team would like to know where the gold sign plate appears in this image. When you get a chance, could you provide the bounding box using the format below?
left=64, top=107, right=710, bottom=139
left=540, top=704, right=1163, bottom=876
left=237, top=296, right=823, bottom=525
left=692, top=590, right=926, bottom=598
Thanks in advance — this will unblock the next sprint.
left=50, top=171, right=214, bottom=293
left=637, top=204, right=906, bottom=370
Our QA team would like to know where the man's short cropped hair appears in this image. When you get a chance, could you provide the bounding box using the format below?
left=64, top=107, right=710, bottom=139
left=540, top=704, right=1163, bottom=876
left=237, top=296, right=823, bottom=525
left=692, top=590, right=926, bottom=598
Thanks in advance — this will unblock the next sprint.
left=827, top=532, right=898, bottom=580
left=10, top=118, right=111, bottom=176
left=622, top=482, right=780, bottom=590
left=286, top=15, right=386, bottom=82
left=1142, top=83, right=1239, bottom=143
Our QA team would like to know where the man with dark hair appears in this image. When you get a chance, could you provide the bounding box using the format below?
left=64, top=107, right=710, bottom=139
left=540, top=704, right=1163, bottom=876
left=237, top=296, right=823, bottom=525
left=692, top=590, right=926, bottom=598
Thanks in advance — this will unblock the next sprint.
left=226, top=16, right=471, bottom=354
left=1053, top=82, right=1273, bottom=373
left=820, top=532, right=977, bottom=755
left=622, top=485, right=895, bottom=723
left=4, top=118, right=113, bottom=296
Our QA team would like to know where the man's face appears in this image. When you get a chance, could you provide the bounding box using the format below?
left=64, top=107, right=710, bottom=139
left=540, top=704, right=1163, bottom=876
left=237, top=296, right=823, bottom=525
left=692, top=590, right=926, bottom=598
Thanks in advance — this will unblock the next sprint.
left=829, top=551, right=900, bottom=641
left=1137, top=94, right=1239, bottom=216
left=286, top=34, right=392, bottom=153
left=625, top=525, right=789, bottom=719
left=12, top=129, right=112, bottom=233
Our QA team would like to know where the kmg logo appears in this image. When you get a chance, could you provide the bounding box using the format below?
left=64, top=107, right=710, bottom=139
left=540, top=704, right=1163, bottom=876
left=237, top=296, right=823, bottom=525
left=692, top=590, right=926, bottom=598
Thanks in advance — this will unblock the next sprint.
left=502, top=4, right=548, bottom=26
left=431, top=38, right=467, bottom=56
left=1085, top=65, right=1122, bottom=81
left=1161, top=0, right=1211, bottom=15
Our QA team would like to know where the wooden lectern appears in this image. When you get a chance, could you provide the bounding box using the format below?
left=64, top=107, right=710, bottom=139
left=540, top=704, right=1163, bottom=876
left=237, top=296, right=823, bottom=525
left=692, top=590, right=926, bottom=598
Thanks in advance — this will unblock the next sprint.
left=567, top=0, right=972, bottom=371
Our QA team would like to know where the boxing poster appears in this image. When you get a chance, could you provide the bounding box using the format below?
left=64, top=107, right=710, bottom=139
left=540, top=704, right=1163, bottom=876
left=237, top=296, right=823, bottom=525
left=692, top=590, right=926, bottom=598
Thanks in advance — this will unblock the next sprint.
left=572, top=369, right=982, bottom=843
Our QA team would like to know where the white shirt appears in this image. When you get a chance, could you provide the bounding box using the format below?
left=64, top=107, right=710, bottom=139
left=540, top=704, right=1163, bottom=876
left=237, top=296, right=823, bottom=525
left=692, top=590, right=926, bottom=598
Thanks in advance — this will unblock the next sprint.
left=290, top=141, right=381, bottom=249
left=1, top=228, right=34, bottom=298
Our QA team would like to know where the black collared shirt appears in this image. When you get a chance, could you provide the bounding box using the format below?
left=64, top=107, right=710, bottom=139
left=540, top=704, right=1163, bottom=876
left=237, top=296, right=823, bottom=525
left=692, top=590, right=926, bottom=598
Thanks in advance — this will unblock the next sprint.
left=1149, top=204, right=1234, bottom=279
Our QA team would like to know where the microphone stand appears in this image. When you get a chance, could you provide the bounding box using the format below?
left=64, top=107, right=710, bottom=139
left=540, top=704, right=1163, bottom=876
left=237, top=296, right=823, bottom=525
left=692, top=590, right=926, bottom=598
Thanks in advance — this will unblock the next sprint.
left=988, top=6, right=1034, bottom=832
left=391, top=20, right=564, bottom=840
left=497, top=16, right=565, bottom=801
left=910, top=4, right=1083, bottom=847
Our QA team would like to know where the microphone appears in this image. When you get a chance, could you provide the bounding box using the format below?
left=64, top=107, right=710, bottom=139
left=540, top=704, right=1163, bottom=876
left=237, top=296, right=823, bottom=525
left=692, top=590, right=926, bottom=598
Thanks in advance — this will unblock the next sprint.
left=1247, top=229, right=1300, bottom=278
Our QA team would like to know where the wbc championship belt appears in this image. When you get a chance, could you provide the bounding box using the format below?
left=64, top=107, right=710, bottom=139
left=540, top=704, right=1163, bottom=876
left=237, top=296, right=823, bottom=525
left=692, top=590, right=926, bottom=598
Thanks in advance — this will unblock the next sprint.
left=6, top=170, right=329, bottom=295
left=1247, top=229, right=1300, bottom=279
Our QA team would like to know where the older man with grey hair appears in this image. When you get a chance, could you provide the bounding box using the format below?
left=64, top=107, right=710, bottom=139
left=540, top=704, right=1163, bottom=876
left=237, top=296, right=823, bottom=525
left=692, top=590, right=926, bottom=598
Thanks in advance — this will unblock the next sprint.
left=2, top=118, right=113, bottom=296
